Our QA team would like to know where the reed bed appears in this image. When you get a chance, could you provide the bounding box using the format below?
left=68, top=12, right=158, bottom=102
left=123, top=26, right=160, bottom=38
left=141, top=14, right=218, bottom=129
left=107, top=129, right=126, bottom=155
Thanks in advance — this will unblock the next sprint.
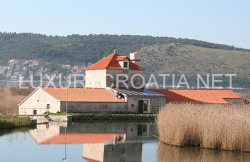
left=157, top=104, right=250, bottom=152
left=0, top=87, right=33, bottom=115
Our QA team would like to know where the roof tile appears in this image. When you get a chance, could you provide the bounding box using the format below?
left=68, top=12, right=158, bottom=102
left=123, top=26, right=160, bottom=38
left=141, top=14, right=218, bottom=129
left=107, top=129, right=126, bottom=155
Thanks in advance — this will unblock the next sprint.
left=85, top=53, right=145, bottom=70
left=150, top=89, right=242, bottom=104
left=41, top=87, right=125, bottom=102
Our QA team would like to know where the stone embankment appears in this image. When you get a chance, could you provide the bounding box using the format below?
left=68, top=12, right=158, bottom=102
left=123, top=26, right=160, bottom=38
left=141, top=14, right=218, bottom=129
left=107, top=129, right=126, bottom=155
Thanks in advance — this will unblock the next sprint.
left=30, top=114, right=156, bottom=123
left=72, top=114, right=156, bottom=121
left=30, top=115, right=72, bottom=124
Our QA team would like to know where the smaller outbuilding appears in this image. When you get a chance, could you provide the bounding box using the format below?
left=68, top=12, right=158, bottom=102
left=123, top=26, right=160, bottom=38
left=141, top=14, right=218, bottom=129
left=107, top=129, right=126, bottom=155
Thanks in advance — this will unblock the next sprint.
left=19, top=87, right=126, bottom=115
left=18, top=87, right=166, bottom=115
left=151, top=89, right=244, bottom=104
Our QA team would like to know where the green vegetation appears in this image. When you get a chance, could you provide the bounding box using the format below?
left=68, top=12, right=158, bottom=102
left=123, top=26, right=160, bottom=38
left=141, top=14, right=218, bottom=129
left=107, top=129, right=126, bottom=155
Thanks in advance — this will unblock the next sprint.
left=0, top=32, right=248, bottom=66
left=0, top=116, right=36, bottom=129
left=0, top=32, right=249, bottom=87
left=139, top=43, right=250, bottom=87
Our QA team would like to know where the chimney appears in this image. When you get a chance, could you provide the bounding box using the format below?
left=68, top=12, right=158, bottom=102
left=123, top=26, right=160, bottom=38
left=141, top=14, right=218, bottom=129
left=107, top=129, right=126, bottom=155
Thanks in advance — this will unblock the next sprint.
left=129, top=52, right=141, bottom=65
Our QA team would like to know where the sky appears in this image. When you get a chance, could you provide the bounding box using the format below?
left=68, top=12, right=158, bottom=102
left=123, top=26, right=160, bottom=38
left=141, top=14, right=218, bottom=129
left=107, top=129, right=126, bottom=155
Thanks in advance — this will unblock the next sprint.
left=0, top=0, right=250, bottom=49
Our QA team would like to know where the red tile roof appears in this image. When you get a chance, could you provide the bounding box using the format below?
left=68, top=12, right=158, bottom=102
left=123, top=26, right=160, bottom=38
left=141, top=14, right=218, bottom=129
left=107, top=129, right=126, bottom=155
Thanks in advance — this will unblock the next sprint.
left=116, top=56, right=128, bottom=61
left=82, top=157, right=99, bottom=162
left=41, top=87, right=125, bottom=102
left=39, top=133, right=124, bottom=144
left=85, top=53, right=145, bottom=70
left=150, top=89, right=242, bottom=104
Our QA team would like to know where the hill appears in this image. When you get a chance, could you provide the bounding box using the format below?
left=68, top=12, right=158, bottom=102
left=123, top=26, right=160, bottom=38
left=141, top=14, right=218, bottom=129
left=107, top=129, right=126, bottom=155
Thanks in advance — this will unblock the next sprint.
left=0, top=32, right=249, bottom=66
left=139, top=43, right=250, bottom=87
left=0, top=32, right=249, bottom=87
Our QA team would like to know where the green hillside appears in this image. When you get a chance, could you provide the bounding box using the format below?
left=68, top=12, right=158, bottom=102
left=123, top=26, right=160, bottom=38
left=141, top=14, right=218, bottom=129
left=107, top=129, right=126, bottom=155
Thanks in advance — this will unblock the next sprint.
left=139, top=43, right=250, bottom=87
left=0, top=32, right=249, bottom=87
left=0, top=32, right=248, bottom=66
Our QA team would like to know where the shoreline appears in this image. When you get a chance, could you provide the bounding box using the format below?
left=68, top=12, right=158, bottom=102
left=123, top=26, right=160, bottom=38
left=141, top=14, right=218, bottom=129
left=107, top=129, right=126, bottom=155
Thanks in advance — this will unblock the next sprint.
left=0, top=116, right=36, bottom=129
left=28, top=114, right=157, bottom=123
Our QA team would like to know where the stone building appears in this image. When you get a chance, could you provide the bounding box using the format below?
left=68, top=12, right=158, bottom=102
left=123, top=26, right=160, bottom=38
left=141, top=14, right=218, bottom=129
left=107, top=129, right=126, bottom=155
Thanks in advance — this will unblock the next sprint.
left=85, top=52, right=145, bottom=89
left=19, top=52, right=166, bottom=115
left=18, top=52, right=243, bottom=115
left=19, top=87, right=127, bottom=115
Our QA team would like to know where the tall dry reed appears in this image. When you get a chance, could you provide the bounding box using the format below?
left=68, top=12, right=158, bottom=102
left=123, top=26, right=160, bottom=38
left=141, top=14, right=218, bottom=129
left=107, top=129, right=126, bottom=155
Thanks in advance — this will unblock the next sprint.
left=0, top=87, right=32, bottom=115
left=157, top=104, right=250, bottom=152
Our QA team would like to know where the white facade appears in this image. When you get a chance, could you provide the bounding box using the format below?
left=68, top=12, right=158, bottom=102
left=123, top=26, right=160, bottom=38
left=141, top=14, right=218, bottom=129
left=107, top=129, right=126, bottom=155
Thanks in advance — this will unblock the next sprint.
left=85, top=69, right=107, bottom=88
left=85, top=69, right=145, bottom=89
left=19, top=88, right=60, bottom=115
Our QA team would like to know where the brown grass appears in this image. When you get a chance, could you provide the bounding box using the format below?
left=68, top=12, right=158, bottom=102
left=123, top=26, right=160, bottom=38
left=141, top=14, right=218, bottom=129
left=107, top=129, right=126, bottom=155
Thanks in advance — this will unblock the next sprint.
left=0, top=87, right=33, bottom=115
left=157, top=104, right=250, bottom=152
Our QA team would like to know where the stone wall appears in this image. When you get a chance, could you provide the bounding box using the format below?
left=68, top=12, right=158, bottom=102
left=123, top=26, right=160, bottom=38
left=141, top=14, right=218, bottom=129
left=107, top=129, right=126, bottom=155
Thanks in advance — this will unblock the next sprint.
left=224, top=98, right=245, bottom=104
left=30, top=115, right=72, bottom=123
left=106, top=69, right=145, bottom=89
left=48, top=115, right=72, bottom=122
left=60, top=102, right=128, bottom=113
left=71, top=114, right=156, bottom=121
left=127, top=96, right=166, bottom=113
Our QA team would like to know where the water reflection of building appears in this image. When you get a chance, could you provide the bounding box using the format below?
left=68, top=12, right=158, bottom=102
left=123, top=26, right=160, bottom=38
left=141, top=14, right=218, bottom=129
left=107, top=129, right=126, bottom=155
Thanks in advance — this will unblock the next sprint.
left=29, top=122, right=157, bottom=162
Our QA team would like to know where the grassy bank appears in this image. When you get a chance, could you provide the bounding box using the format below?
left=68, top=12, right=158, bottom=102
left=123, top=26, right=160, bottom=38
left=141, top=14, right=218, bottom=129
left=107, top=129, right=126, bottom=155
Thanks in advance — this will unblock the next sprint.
left=157, top=104, right=250, bottom=152
left=0, top=116, right=36, bottom=129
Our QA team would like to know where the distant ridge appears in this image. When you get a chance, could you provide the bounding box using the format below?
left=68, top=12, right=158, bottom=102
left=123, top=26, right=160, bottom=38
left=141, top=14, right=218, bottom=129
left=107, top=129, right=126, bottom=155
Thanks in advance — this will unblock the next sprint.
left=0, top=32, right=249, bottom=87
left=0, top=32, right=249, bottom=66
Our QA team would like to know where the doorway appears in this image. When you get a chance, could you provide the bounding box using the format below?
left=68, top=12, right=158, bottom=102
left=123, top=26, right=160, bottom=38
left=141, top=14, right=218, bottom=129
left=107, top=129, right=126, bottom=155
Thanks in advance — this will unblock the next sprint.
left=33, top=110, right=37, bottom=115
left=138, top=100, right=150, bottom=113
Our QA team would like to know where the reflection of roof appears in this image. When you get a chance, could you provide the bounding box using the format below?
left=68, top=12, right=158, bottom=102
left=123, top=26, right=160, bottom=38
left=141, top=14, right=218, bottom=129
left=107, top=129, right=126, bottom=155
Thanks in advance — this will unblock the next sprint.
left=82, top=157, right=99, bottom=162
left=110, top=88, right=164, bottom=97
left=39, top=133, right=124, bottom=144
left=41, top=87, right=125, bottom=102
left=85, top=53, right=145, bottom=70
left=151, top=89, right=242, bottom=104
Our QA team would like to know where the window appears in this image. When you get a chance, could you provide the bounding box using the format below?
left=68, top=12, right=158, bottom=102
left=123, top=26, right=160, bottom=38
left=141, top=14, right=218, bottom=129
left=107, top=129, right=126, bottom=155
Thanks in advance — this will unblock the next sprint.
left=131, top=104, right=135, bottom=108
left=123, top=62, right=128, bottom=68
left=47, top=104, right=50, bottom=109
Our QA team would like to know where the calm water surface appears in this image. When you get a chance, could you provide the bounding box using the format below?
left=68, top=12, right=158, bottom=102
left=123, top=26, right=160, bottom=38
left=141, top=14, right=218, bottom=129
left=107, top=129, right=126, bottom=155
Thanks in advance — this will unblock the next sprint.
left=0, top=122, right=249, bottom=162
left=0, top=122, right=158, bottom=162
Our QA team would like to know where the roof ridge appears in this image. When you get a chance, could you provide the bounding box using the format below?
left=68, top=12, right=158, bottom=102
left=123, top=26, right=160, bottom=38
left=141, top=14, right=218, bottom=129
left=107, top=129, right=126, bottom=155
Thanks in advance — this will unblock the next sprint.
left=105, top=53, right=119, bottom=68
left=85, top=52, right=145, bottom=70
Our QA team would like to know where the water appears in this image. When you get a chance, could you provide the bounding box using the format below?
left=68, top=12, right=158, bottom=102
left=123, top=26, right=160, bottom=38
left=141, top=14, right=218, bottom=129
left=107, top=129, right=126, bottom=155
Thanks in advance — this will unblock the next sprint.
left=0, top=122, right=158, bottom=162
left=0, top=122, right=249, bottom=162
